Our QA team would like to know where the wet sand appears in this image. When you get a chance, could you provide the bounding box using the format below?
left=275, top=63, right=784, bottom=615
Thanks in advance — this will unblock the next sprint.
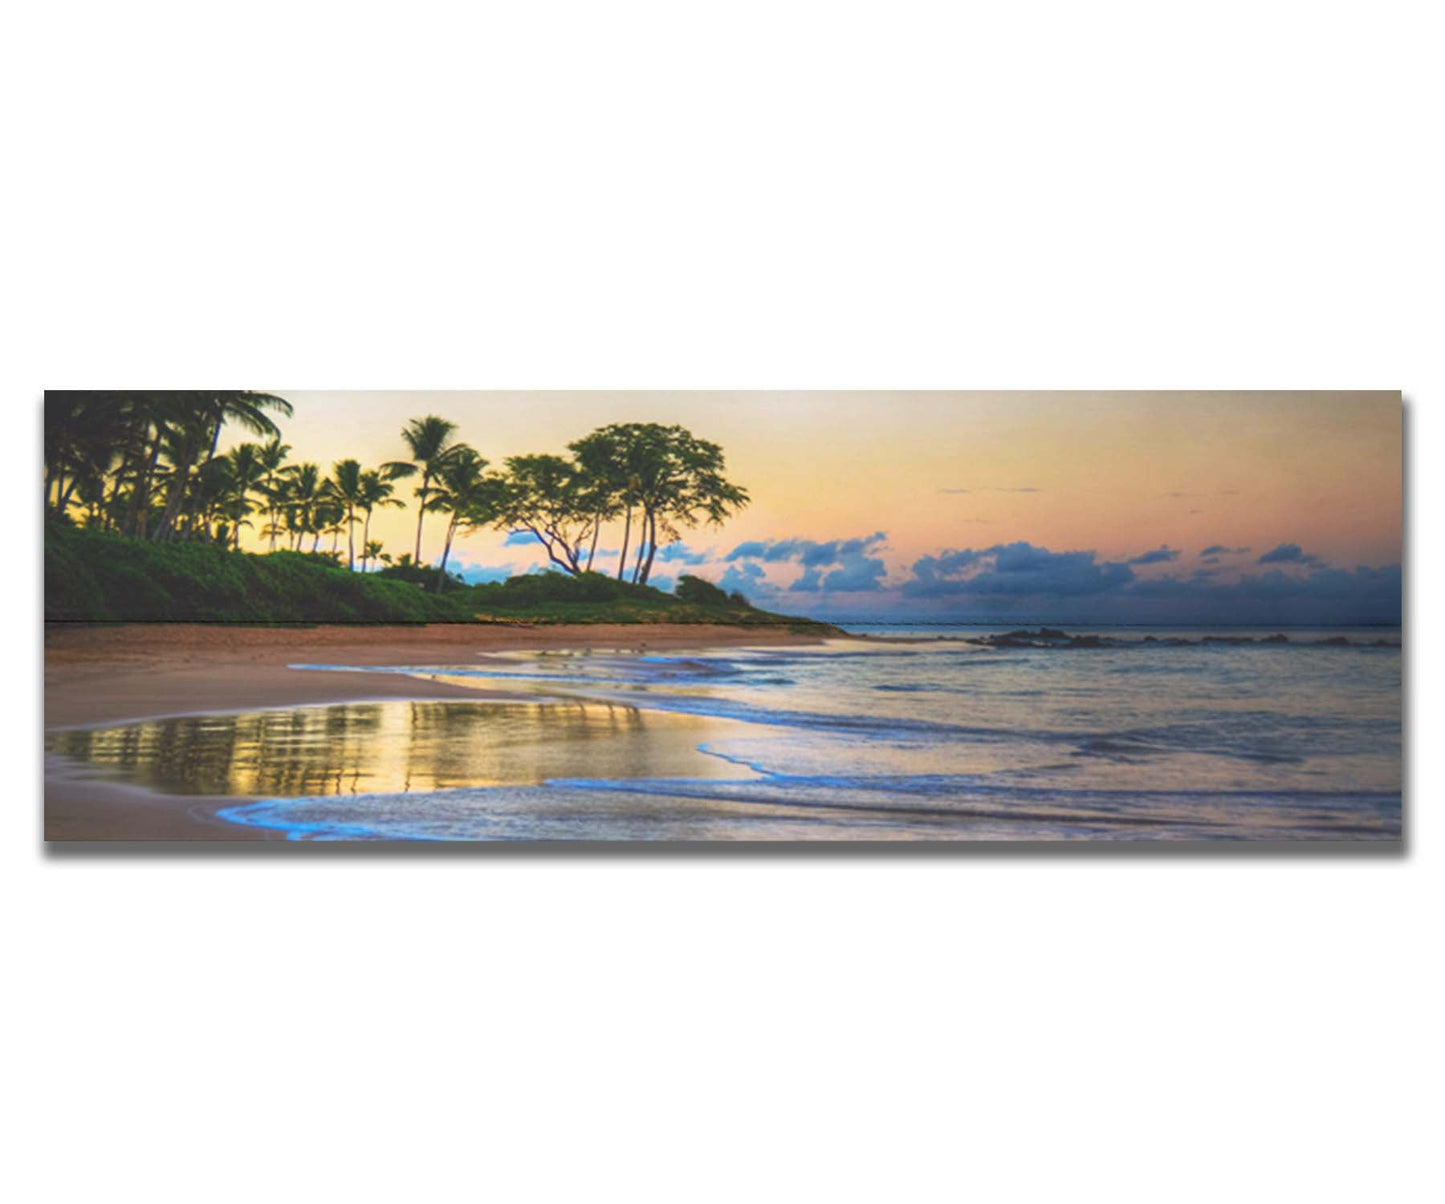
left=44, top=623, right=826, bottom=841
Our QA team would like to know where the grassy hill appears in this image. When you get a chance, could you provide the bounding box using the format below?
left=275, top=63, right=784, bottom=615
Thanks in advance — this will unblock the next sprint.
left=44, top=523, right=840, bottom=632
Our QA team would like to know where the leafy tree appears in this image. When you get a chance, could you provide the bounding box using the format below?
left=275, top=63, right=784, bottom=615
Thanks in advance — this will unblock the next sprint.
left=573, top=423, right=748, bottom=585
left=495, top=454, right=601, bottom=575
left=566, top=428, right=632, bottom=572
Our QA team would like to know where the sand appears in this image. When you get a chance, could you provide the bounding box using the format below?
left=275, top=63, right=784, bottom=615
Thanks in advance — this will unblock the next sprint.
left=44, top=622, right=827, bottom=841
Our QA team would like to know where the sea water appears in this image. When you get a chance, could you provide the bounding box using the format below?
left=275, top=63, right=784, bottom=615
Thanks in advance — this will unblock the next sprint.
left=48, top=626, right=1402, bottom=840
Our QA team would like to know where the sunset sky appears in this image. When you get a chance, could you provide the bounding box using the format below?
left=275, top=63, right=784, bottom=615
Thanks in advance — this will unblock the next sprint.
left=226, top=391, right=1402, bottom=624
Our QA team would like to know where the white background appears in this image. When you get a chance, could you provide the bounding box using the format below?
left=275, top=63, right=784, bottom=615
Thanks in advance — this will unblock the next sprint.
left=4, top=3, right=1440, bottom=1201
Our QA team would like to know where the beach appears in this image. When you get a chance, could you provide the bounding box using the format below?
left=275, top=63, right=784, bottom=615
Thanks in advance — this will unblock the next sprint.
left=45, top=621, right=1402, bottom=842
left=44, top=622, right=827, bottom=840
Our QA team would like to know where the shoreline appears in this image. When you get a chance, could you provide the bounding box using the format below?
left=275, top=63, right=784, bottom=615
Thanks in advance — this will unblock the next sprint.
left=44, top=622, right=834, bottom=841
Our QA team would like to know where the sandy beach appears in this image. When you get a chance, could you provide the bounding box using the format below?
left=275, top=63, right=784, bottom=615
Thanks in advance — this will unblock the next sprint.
left=44, top=622, right=827, bottom=840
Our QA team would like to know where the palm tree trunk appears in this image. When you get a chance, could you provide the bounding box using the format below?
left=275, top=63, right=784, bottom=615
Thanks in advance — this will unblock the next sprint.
left=413, top=471, right=431, bottom=562
left=347, top=504, right=356, bottom=570
left=155, top=453, right=197, bottom=543
left=586, top=513, right=601, bottom=572
left=128, top=429, right=164, bottom=539
left=631, top=510, right=650, bottom=583
left=640, top=511, right=660, bottom=584
left=361, top=510, right=373, bottom=570
left=435, top=516, right=458, bottom=591
left=616, top=507, right=632, bottom=580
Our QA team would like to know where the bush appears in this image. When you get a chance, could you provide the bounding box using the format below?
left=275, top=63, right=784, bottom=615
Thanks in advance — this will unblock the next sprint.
left=44, top=523, right=474, bottom=624
left=674, top=574, right=731, bottom=607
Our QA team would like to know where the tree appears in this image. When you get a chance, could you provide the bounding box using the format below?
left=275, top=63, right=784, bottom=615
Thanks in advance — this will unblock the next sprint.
left=151, top=392, right=292, bottom=542
left=425, top=447, right=503, bottom=590
left=221, top=443, right=267, bottom=550
left=495, top=454, right=600, bottom=575
left=566, top=428, right=631, bottom=572
left=578, top=423, right=749, bottom=585
left=323, top=459, right=365, bottom=569
left=282, top=463, right=323, bottom=551
left=384, top=416, right=470, bottom=564
left=356, top=468, right=405, bottom=570
left=255, top=437, right=293, bottom=551
left=361, top=539, right=385, bottom=572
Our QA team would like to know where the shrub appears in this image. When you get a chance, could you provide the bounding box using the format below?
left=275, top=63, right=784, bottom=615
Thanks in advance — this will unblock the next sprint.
left=674, top=574, right=731, bottom=607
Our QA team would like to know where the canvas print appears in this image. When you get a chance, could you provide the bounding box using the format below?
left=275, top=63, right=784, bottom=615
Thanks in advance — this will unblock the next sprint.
left=43, top=391, right=1403, bottom=842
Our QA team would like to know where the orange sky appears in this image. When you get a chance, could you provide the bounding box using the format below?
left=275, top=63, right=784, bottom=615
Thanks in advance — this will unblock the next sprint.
left=224, top=391, right=1401, bottom=591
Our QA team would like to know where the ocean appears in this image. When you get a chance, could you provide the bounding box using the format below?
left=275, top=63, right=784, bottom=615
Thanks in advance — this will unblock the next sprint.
left=48, top=625, right=1403, bottom=841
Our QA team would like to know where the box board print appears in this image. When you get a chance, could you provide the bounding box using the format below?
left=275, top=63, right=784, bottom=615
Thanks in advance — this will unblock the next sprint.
left=43, top=391, right=1402, bottom=842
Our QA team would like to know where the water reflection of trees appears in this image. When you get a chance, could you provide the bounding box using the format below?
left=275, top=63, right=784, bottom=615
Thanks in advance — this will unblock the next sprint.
left=48, top=700, right=656, bottom=797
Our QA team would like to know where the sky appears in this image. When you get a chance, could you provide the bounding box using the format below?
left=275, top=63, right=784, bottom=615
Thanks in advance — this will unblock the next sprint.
left=227, top=391, right=1402, bottom=625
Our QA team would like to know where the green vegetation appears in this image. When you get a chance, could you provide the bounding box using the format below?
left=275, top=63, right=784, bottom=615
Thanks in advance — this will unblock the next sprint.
left=43, top=392, right=831, bottom=630
left=45, top=394, right=750, bottom=588
left=45, top=523, right=840, bottom=631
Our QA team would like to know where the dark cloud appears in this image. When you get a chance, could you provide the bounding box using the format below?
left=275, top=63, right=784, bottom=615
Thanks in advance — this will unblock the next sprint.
left=1257, top=543, right=1324, bottom=567
left=1200, top=544, right=1250, bottom=557
left=654, top=542, right=710, bottom=565
left=1127, top=546, right=1181, bottom=566
left=891, top=539, right=1397, bottom=624
left=725, top=532, right=889, bottom=593
left=716, top=561, right=771, bottom=598
left=1127, top=565, right=1398, bottom=616
left=905, top=542, right=1135, bottom=598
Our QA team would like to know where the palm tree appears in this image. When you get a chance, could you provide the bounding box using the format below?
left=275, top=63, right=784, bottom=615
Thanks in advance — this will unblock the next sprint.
left=223, top=443, right=267, bottom=550
left=323, top=459, right=365, bottom=570
left=317, top=502, right=346, bottom=555
left=255, top=437, right=293, bottom=551
left=384, top=415, right=470, bottom=564
left=361, top=540, right=385, bottom=572
left=283, top=463, right=323, bottom=551
left=424, top=447, right=500, bottom=590
left=153, top=392, right=292, bottom=542
left=357, top=469, right=404, bottom=570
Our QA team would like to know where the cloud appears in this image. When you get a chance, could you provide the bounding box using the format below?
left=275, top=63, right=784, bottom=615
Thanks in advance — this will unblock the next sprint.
left=653, top=542, right=711, bottom=565
left=1257, top=543, right=1325, bottom=567
left=454, top=561, right=519, bottom=584
left=725, top=531, right=890, bottom=593
left=717, top=562, right=771, bottom=598
left=789, top=567, right=823, bottom=592
left=726, top=532, right=886, bottom=567
left=904, top=542, right=1135, bottom=598
left=502, top=530, right=539, bottom=547
left=938, top=487, right=1040, bottom=495
left=891, top=539, right=1399, bottom=624
left=1200, top=545, right=1250, bottom=557
left=1128, top=564, right=1398, bottom=610
left=647, top=573, right=675, bottom=593
left=1127, top=545, right=1181, bottom=566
